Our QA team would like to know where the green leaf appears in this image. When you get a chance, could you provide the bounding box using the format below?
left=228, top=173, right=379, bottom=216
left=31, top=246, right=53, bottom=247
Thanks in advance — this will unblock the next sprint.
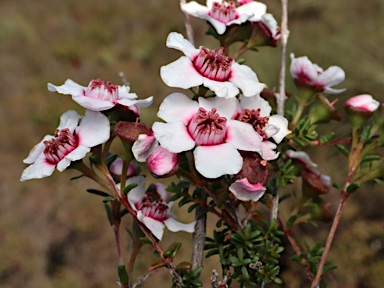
left=287, top=214, right=298, bottom=227
left=323, top=263, right=338, bottom=274
left=123, top=183, right=138, bottom=195
left=104, top=203, right=112, bottom=224
left=346, top=183, right=360, bottom=193
left=361, top=155, right=381, bottom=163
left=118, top=265, right=129, bottom=284
left=320, top=132, right=335, bottom=144
left=335, top=144, right=350, bottom=157
left=139, top=237, right=152, bottom=245
left=125, top=228, right=133, bottom=240
left=70, top=174, right=84, bottom=181
left=86, top=189, right=110, bottom=198
left=102, top=195, right=115, bottom=203
left=274, top=277, right=283, bottom=284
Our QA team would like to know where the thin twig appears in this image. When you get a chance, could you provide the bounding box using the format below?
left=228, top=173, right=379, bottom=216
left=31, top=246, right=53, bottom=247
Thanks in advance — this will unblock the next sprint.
left=132, top=270, right=158, bottom=288
left=271, top=0, right=290, bottom=223
left=180, top=0, right=195, bottom=46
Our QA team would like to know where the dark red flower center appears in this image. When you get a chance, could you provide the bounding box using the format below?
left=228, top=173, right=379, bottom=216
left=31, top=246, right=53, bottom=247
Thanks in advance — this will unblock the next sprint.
left=209, top=1, right=238, bottom=24
left=44, top=128, right=78, bottom=164
left=137, top=194, right=168, bottom=221
left=85, top=78, right=119, bottom=102
left=237, top=108, right=269, bottom=138
left=193, top=47, right=233, bottom=82
left=188, top=107, right=227, bottom=145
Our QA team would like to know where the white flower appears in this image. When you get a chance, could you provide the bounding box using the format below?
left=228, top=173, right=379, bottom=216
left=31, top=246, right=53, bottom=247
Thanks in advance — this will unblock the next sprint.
left=160, top=32, right=265, bottom=99
left=48, top=78, right=153, bottom=112
left=235, top=95, right=291, bottom=160
left=290, top=54, right=346, bottom=94
left=152, top=93, right=263, bottom=178
left=259, top=13, right=280, bottom=42
left=127, top=177, right=195, bottom=240
left=229, top=178, right=266, bottom=201
left=181, top=0, right=267, bottom=35
left=21, top=110, right=110, bottom=181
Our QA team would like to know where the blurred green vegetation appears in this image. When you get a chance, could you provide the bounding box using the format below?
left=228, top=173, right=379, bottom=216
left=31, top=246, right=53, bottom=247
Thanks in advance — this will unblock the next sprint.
left=2, top=0, right=384, bottom=287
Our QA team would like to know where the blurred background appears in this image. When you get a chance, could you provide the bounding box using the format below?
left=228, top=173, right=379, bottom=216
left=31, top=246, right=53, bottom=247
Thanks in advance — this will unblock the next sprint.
left=1, top=0, right=384, bottom=287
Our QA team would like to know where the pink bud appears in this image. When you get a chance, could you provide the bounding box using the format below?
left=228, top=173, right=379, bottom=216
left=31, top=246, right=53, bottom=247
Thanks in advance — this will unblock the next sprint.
left=147, top=146, right=179, bottom=177
left=345, top=94, right=379, bottom=113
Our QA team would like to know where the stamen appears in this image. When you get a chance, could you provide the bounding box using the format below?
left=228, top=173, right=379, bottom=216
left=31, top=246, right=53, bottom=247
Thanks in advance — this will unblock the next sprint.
left=84, top=78, right=119, bottom=102
left=137, top=194, right=168, bottom=221
left=43, top=128, right=78, bottom=164
left=193, top=47, right=233, bottom=82
left=188, top=107, right=227, bottom=145
left=209, top=1, right=238, bottom=24
left=238, top=109, right=269, bottom=138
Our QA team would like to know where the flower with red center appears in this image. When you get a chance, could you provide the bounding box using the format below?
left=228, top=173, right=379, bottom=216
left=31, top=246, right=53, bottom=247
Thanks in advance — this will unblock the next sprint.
left=290, top=53, right=346, bottom=94
left=235, top=95, right=290, bottom=160
left=21, top=110, right=110, bottom=181
left=181, top=0, right=266, bottom=35
left=160, top=32, right=265, bottom=99
left=152, top=93, right=263, bottom=178
left=127, top=177, right=195, bottom=240
left=48, top=78, right=153, bottom=112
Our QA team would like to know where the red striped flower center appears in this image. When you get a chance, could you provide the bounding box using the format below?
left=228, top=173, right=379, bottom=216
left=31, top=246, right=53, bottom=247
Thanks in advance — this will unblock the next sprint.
left=85, top=78, right=119, bottom=102
left=193, top=47, right=233, bottom=81
left=209, top=1, right=238, bottom=23
left=137, top=194, right=168, bottom=221
left=44, top=128, right=78, bottom=164
left=188, top=107, right=227, bottom=145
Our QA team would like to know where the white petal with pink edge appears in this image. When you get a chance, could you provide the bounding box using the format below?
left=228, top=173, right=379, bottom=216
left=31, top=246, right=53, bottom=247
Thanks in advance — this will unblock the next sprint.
left=63, top=145, right=91, bottom=168
left=236, top=1, right=267, bottom=22
left=23, top=135, right=53, bottom=164
left=166, top=32, right=199, bottom=59
left=226, top=120, right=262, bottom=151
left=229, top=178, right=266, bottom=201
left=20, top=156, right=56, bottom=181
left=132, top=134, right=158, bottom=162
left=118, top=96, right=153, bottom=108
left=164, top=217, right=196, bottom=233
left=229, top=63, right=266, bottom=97
left=194, top=143, right=243, bottom=178
left=153, top=122, right=195, bottom=153
left=72, top=96, right=115, bottom=111
left=157, top=93, right=199, bottom=125
left=152, top=183, right=171, bottom=203
left=76, top=110, right=110, bottom=147
left=317, top=66, right=345, bottom=88
left=260, top=141, right=279, bottom=161
left=57, top=110, right=82, bottom=131
left=203, top=77, right=239, bottom=98
left=160, top=56, right=204, bottom=89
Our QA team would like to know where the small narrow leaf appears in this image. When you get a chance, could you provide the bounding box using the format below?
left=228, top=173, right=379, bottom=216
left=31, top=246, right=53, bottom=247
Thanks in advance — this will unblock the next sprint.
left=86, top=189, right=110, bottom=198
left=123, top=183, right=138, bottom=195
left=118, top=265, right=129, bottom=284
left=346, top=183, right=360, bottom=193
left=335, top=144, right=350, bottom=157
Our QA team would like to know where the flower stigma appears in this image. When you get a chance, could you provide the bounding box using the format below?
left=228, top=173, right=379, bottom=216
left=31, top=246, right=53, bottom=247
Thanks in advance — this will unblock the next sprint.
left=209, top=1, right=238, bottom=24
left=188, top=107, right=227, bottom=145
left=237, top=108, right=269, bottom=138
left=84, top=78, right=119, bottom=102
left=193, top=47, right=233, bottom=81
left=44, top=128, right=78, bottom=164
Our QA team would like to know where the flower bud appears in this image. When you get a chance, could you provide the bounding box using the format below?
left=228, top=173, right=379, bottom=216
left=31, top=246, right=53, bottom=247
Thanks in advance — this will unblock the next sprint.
left=147, top=146, right=179, bottom=178
left=308, top=94, right=341, bottom=125
left=345, top=94, right=380, bottom=129
left=301, top=170, right=329, bottom=199
left=114, top=122, right=152, bottom=143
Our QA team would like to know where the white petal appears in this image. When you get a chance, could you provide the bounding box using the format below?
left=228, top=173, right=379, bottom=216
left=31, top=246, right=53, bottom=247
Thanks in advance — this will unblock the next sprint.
left=148, top=146, right=178, bottom=177
left=76, top=110, right=110, bottom=147
left=181, top=1, right=210, bottom=16
left=268, top=115, right=291, bottom=143
left=23, top=135, right=53, bottom=164
left=203, top=77, right=239, bottom=98
left=286, top=150, right=317, bottom=169
left=194, top=143, right=243, bottom=178
left=132, top=134, right=158, bottom=162
left=236, top=2, right=267, bottom=22
left=196, top=13, right=228, bottom=35
left=229, top=178, right=266, bottom=202
left=240, top=95, right=271, bottom=117
left=56, top=157, right=73, bottom=172
left=290, top=54, right=319, bottom=83
left=138, top=212, right=165, bottom=240
left=317, top=66, right=345, bottom=89
left=164, top=217, right=196, bottom=234
left=47, top=79, right=85, bottom=96
left=198, top=97, right=236, bottom=119
left=118, top=96, right=153, bottom=108
left=127, top=176, right=147, bottom=208
left=62, top=145, right=90, bottom=168
left=263, top=123, right=280, bottom=138
left=160, top=57, right=204, bottom=89
left=117, top=86, right=135, bottom=99
left=152, top=182, right=171, bottom=202
left=260, top=141, right=279, bottom=161
left=20, top=156, right=56, bottom=181
left=157, top=93, right=199, bottom=125
left=153, top=122, right=195, bottom=153
left=230, top=63, right=266, bottom=97
left=165, top=32, right=199, bottom=59
left=57, top=110, right=82, bottom=131
left=71, top=95, right=115, bottom=111
left=226, top=120, right=262, bottom=151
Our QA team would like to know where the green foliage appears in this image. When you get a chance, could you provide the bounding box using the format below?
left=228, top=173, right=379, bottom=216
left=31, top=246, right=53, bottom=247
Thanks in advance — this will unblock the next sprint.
left=205, top=221, right=284, bottom=286
left=291, top=118, right=319, bottom=147
left=172, top=266, right=203, bottom=288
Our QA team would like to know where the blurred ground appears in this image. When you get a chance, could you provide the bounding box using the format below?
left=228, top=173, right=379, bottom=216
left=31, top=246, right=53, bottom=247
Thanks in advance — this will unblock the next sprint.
left=1, top=0, right=384, bottom=287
